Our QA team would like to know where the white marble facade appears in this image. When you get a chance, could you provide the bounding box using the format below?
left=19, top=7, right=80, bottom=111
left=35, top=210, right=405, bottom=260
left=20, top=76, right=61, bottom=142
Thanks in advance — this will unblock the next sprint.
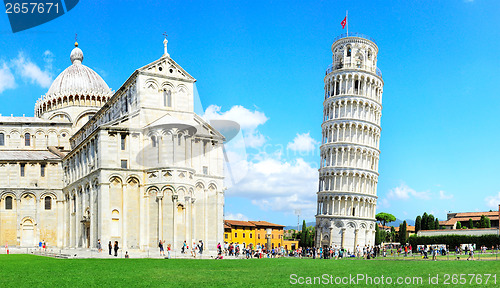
left=0, top=39, right=225, bottom=252
left=316, top=34, right=384, bottom=250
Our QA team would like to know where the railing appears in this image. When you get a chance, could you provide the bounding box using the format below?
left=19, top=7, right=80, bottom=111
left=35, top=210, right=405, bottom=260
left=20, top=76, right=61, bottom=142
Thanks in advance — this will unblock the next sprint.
left=325, top=63, right=383, bottom=78
left=332, top=32, right=377, bottom=45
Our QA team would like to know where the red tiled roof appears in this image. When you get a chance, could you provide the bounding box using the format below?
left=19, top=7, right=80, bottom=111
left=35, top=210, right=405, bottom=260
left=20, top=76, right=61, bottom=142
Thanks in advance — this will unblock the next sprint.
left=455, top=211, right=498, bottom=217
left=248, top=221, right=285, bottom=228
left=224, top=220, right=256, bottom=227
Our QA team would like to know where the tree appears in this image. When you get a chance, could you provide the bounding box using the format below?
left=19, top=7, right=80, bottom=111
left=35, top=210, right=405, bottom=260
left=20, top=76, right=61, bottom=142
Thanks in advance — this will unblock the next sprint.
left=468, top=218, right=474, bottom=229
left=456, top=221, right=462, bottom=229
left=486, top=216, right=491, bottom=228
left=422, top=213, right=428, bottom=230
left=390, top=226, right=396, bottom=242
left=376, top=212, right=396, bottom=227
left=399, top=221, right=408, bottom=244
left=300, top=220, right=307, bottom=247
left=427, top=214, right=435, bottom=230
left=415, top=216, right=422, bottom=232
left=434, top=218, right=440, bottom=230
left=385, top=230, right=391, bottom=242
left=375, top=224, right=382, bottom=245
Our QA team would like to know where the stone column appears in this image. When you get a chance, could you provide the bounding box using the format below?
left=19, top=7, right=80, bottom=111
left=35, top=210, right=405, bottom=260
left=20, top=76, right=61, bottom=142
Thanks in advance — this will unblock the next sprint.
left=191, top=197, right=196, bottom=244
left=204, top=189, right=208, bottom=247
left=328, top=227, right=333, bottom=246
left=185, top=196, right=190, bottom=244
left=56, top=199, right=64, bottom=247
left=98, top=183, right=110, bottom=249
left=157, top=194, right=163, bottom=242
left=140, top=185, right=147, bottom=250
left=341, top=228, right=346, bottom=249
left=122, top=182, right=127, bottom=249
left=89, top=184, right=95, bottom=248
left=354, top=229, right=359, bottom=251
left=172, top=194, right=178, bottom=250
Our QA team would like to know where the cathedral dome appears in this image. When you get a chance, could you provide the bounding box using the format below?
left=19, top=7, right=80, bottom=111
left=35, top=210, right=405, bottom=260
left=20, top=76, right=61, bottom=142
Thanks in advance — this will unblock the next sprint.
left=36, top=43, right=113, bottom=118
left=46, top=44, right=111, bottom=97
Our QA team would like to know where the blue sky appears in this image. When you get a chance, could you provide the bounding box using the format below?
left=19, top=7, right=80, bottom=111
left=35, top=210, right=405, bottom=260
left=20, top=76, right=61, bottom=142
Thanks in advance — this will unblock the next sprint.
left=1, top=0, right=500, bottom=226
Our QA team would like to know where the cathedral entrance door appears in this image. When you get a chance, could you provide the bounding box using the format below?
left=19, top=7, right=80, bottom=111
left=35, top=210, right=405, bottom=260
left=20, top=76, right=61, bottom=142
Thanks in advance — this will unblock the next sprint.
left=21, top=219, right=35, bottom=247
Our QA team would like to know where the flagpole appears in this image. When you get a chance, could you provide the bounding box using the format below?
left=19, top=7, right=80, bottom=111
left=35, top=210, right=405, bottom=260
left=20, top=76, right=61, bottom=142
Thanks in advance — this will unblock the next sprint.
left=346, top=10, right=348, bottom=37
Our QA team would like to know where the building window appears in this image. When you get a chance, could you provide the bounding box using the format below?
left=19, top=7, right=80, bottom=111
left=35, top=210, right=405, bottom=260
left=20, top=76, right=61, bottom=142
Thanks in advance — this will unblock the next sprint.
left=347, top=47, right=351, bottom=57
left=258, top=234, right=261, bottom=239
left=25, top=133, right=30, bottom=146
left=44, top=196, right=51, bottom=210
left=41, top=164, right=46, bottom=177
left=0, top=133, right=4, bottom=146
left=5, top=196, right=12, bottom=210
left=151, top=136, right=157, bottom=147
left=234, top=232, right=237, bottom=238
left=121, top=134, right=126, bottom=150
left=121, top=160, right=128, bottom=169
left=243, top=233, right=245, bottom=238
left=178, top=135, right=182, bottom=146
left=203, top=166, right=208, bottom=175
left=164, top=90, right=172, bottom=107
left=20, top=163, right=25, bottom=177
left=352, top=208, right=355, bottom=216
left=250, top=234, right=252, bottom=239
left=225, top=234, right=228, bottom=239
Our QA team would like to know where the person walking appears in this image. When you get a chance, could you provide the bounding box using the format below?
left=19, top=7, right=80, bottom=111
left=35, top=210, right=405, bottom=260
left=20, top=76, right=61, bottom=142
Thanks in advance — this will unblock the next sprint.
left=97, top=239, right=102, bottom=253
left=182, top=241, right=187, bottom=254
left=108, top=241, right=112, bottom=255
left=198, top=240, right=204, bottom=256
left=467, top=245, right=474, bottom=261
left=113, top=241, right=119, bottom=257
left=167, top=244, right=171, bottom=259
left=159, top=240, right=164, bottom=256
left=192, top=242, right=197, bottom=258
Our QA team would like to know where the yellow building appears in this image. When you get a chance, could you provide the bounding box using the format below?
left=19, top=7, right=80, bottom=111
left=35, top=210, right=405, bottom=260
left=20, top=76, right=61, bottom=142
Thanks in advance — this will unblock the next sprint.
left=224, top=220, right=299, bottom=250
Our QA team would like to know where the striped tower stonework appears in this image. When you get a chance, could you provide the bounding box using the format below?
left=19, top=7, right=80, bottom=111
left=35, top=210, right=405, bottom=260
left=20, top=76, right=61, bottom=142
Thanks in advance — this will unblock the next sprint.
left=316, top=33, right=383, bottom=250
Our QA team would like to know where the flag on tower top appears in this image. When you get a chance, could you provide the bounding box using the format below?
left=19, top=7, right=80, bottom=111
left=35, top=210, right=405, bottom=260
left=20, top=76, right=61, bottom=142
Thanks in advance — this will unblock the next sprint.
left=341, top=16, right=347, bottom=29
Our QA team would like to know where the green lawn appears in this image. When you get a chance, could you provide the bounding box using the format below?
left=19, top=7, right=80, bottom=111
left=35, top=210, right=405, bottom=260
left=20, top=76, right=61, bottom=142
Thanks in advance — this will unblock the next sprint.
left=0, top=255, right=499, bottom=287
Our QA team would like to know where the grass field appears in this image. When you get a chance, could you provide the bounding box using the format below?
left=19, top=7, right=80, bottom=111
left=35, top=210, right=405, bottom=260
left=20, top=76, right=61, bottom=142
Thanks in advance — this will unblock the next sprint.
left=0, top=255, right=499, bottom=287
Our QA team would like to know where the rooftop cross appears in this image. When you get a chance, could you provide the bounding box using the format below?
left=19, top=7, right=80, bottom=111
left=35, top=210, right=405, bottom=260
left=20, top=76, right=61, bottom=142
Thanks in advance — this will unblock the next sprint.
left=163, top=32, right=169, bottom=57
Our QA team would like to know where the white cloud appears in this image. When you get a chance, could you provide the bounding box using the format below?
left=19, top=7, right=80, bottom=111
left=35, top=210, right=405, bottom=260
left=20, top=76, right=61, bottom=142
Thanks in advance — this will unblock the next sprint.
left=224, top=212, right=249, bottom=221
left=387, top=183, right=431, bottom=200
left=439, top=190, right=454, bottom=200
left=204, top=104, right=318, bottom=218
left=0, top=62, right=16, bottom=93
left=227, top=156, right=318, bottom=218
left=203, top=105, right=268, bottom=131
left=243, top=130, right=266, bottom=148
left=485, top=192, right=500, bottom=209
left=12, top=52, right=53, bottom=88
left=377, top=198, right=390, bottom=209
left=203, top=104, right=268, bottom=148
left=287, top=132, right=319, bottom=153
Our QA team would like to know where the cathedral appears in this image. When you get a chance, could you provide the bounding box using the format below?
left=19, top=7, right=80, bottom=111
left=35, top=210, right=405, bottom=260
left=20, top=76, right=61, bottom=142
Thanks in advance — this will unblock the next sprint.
left=0, top=38, right=225, bottom=252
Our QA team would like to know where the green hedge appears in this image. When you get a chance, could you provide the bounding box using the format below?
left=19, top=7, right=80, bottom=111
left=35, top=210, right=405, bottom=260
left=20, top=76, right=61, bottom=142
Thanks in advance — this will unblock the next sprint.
left=408, top=234, right=500, bottom=251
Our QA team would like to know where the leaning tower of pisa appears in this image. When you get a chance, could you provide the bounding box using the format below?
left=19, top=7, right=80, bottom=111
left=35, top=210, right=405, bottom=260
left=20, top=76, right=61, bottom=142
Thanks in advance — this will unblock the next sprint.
left=315, top=33, right=383, bottom=250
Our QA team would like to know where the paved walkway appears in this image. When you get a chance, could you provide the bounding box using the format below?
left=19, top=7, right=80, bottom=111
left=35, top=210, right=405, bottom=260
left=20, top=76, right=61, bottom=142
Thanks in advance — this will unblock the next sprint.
left=1, top=247, right=220, bottom=259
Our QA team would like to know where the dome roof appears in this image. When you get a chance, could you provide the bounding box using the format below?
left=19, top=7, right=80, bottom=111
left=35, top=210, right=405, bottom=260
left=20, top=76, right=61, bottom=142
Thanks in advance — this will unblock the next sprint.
left=45, top=44, right=111, bottom=98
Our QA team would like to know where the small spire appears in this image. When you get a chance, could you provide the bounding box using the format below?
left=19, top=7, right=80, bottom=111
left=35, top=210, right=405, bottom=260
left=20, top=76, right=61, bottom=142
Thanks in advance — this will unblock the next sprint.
left=75, top=33, right=78, bottom=47
left=163, top=32, right=169, bottom=57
